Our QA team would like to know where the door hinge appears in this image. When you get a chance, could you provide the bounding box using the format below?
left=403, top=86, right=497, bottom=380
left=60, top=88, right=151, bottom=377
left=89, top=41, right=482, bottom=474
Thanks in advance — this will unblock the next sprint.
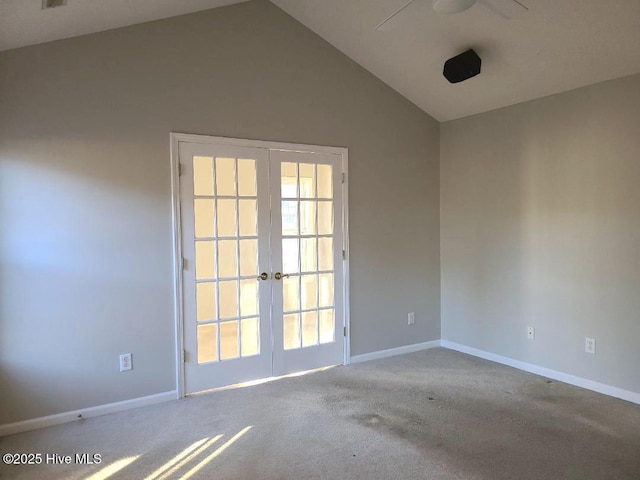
left=341, top=172, right=345, bottom=184
left=178, top=163, right=183, bottom=177
left=181, top=257, right=187, bottom=270
left=342, top=249, right=346, bottom=260
left=343, top=326, right=347, bottom=337
left=183, top=349, right=188, bottom=363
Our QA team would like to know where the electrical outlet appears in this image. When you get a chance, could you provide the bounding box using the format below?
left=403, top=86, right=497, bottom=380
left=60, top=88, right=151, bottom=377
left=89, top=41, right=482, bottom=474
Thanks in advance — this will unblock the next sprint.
left=119, top=353, right=132, bottom=371
left=585, top=337, right=596, bottom=354
left=527, top=326, right=535, bottom=340
left=408, top=312, right=415, bottom=325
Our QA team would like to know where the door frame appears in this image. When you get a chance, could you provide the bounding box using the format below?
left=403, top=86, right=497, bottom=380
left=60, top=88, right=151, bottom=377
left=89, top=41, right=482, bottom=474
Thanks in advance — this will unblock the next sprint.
left=170, top=132, right=351, bottom=399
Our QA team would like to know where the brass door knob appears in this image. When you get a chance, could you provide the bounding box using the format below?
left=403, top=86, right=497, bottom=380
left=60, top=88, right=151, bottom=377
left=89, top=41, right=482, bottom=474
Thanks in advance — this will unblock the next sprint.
left=274, top=272, right=289, bottom=280
left=257, top=272, right=268, bottom=281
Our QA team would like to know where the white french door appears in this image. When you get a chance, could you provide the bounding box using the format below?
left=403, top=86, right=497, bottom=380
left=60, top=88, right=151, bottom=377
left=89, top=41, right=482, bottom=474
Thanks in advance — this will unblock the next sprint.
left=178, top=138, right=346, bottom=394
left=269, top=150, right=344, bottom=376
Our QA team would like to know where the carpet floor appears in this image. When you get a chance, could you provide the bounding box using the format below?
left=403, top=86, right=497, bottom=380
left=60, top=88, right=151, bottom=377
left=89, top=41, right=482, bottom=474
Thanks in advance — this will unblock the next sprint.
left=1, top=348, right=639, bottom=480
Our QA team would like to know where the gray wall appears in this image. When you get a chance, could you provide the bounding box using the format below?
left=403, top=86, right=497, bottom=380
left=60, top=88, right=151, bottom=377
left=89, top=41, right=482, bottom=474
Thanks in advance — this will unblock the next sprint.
left=0, top=0, right=441, bottom=424
left=441, top=74, right=640, bottom=394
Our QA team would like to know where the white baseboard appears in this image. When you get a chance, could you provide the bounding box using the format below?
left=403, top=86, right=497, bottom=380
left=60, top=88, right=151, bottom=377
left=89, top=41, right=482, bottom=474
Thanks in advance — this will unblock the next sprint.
left=0, top=390, right=177, bottom=437
left=5, top=341, right=638, bottom=436
left=441, top=340, right=640, bottom=405
left=350, top=340, right=441, bottom=364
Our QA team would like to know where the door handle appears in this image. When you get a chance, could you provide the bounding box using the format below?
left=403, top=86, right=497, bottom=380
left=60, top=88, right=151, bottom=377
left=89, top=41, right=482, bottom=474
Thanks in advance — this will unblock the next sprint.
left=257, top=272, right=269, bottom=281
left=273, top=272, right=289, bottom=280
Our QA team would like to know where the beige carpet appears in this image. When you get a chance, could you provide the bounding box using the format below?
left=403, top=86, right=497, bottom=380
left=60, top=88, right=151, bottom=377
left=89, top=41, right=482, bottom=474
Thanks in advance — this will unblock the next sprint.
left=1, top=348, right=639, bottom=480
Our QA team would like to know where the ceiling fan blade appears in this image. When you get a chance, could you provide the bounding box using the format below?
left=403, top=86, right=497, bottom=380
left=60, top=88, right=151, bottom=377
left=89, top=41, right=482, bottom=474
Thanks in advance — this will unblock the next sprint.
left=375, top=0, right=426, bottom=32
left=478, top=0, right=527, bottom=19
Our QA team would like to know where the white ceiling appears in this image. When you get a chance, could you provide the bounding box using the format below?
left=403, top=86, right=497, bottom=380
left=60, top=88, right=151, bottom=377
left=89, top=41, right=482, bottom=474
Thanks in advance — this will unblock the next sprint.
left=272, top=0, right=640, bottom=121
left=2, top=0, right=640, bottom=121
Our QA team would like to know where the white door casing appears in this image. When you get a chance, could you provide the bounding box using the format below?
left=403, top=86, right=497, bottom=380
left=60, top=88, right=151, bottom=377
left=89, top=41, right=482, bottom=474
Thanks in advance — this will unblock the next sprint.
left=171, top=134, right=350, bottom=396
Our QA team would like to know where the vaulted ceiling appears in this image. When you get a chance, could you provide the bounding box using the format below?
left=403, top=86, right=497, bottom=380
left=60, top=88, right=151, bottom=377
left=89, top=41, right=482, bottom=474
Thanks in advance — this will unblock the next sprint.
left=2, top=0, right=640, bottom=121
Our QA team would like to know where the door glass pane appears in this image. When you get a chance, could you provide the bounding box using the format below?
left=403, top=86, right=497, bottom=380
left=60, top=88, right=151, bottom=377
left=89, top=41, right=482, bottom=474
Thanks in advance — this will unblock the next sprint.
left=241, top=318, right=259, bottom=357
left=318, top=237, right=333, bottom=271
left=217, top=240, right=237, bottom=278
left=281, top=163, right=297, bottom=198
left=302, top=311, right=318, bottom=347
left=317, top=201, right=333, bottom=235
left=196, top=282, right=216, bottom=321
left=219, top=280, right=238, bottom=318
left=195, top=241, right=215, bottom=280
left=317, top=164, right=332, bottom=199
left=238, top=200, right=257, bottom=236
left=216, top=158, right=236, bottom=196
left=193, top=156, right=214, bottom=196
left=217, top=199, right=237, bottom=237
left=300, top=201, right=316, bottom=235
left=319, top=309, right=335, bottom=344
left=220, top=321, right=239, bottom=360
left=282, top=238, right=299, bottom=274
left=319, top=273, right=334, bottom=307
left=301, top=274, right=317, bottom=310
left=299, top=163, right=316, bottom=198
left=301, top=238, right=317, bottom=272
left=194, top=199, right=215, bottom=238
left=283, top=275, right=300, bottom=312
left=281, top=201, right=298, bottom=235
left=197, top=323, right=217, bottom=363
left=237, top=159, right=256, bottom=197
left=239, top=279, right=257, bottom=317
left=283, top=313, right=301, bottom=350
left=239, top=239, right=257, bottom=277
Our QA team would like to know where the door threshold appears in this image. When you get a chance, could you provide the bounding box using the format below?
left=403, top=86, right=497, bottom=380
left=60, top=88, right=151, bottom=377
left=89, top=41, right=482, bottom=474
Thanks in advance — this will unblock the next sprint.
left=188, top=365, right=338, bottom=396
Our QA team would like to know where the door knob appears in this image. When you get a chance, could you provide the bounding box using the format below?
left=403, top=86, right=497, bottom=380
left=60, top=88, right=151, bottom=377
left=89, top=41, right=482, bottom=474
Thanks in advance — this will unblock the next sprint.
left=257, top=272, right=268, bottom=281
left=274, top=272, right=289, bottom=280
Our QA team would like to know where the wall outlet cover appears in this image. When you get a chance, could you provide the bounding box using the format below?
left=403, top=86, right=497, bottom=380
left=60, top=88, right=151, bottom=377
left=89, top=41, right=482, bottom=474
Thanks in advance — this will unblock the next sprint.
left=585, top=337, right=596, bottom=354
left=119, top=353, right=133, bottom=371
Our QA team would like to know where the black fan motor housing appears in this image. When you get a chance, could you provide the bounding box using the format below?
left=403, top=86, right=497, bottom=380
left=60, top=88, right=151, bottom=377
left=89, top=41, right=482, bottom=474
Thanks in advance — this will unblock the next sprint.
left=443, top=49, right=482, bottom=83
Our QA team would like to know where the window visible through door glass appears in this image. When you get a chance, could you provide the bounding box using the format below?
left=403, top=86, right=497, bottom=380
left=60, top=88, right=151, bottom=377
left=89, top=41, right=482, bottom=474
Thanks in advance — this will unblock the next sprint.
left=281, top=201, right=298, bottom=235
left=300, top=201, right=316, bottom=235
left=299, top=163, right=315, bottom=198
left=281, top=163, right=297, bottom=198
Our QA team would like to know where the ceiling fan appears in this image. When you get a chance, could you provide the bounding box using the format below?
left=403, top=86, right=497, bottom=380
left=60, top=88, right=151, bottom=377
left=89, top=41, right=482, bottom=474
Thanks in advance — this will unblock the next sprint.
left=375, top=0, right=528, bottom=31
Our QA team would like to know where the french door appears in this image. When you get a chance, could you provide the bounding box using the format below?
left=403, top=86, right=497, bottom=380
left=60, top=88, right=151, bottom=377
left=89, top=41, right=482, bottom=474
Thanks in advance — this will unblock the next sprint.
left=178, top=139, right=346, bottom=394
